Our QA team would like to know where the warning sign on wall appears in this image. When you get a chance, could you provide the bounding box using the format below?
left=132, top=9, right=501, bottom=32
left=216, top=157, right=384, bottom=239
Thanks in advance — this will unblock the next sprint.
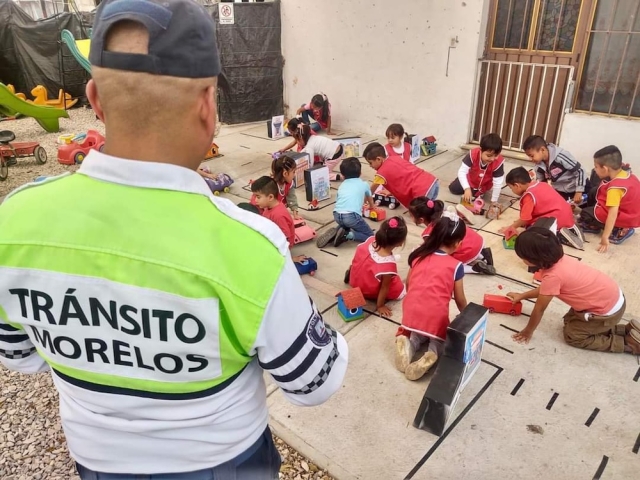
left=218, top=3, right=235, bottom=25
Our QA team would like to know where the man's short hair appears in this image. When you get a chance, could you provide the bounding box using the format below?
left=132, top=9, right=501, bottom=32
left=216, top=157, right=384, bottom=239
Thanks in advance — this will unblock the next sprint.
left=594, top=145, right=623, bottom=169
left=505, top=167, right=532, bottom=185
left=522, top=135, right=547, bottom=151
left=250, top=176, right=278, bottom=197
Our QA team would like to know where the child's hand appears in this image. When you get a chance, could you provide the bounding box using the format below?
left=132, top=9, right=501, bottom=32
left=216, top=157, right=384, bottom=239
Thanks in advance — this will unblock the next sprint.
left=463, top=189, right=473, bottom=203
left=498, top=225, right=509, bottom=234
left=292, top=210, right=302, bottom=220
left=376, top=305, right=392, bottom=317
left=506, top=292, right=523, bottom=304
left=598, top=236, right=609, bottom=253
left=292, top=255, right=307, bottom=263
left=512, top=328, right=534, bottom=344
left=573, top=192, right=584, bottom=204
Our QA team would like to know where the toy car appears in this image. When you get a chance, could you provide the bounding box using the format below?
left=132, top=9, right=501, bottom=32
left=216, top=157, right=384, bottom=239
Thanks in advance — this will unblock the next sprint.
left=295, top=257, right=317, bottom=276
left=502, top=226, right=518, bottom=249
left=374, top=192, right=399, bottom=209
left=57, top=130, right=105, bottom=165
left=483, top=294, right=522, bottom=316
left=461, top=197, right=485, bottom=215
left=0, top=130, right=47, bottom=180
left=205, top=173, right=234, bottom=195
left=294, top=220, right=317, bottom=244
left=308, top=198, right=319, bottom=210
left=362, top=204, right=387, bottom=222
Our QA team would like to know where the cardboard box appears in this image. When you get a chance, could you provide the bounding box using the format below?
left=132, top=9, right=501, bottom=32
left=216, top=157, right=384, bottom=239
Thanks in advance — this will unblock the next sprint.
left=284, top=151, right=310, bottom=188
left=304, top=165, right=331, bottom=202
left=334, top=137, right=362, bottom=158
left=267, top=115, right=285, bottom=139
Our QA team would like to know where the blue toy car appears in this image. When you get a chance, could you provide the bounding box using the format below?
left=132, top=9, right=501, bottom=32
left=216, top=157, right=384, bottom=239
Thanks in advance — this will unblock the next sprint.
left=295, top=257, right=317, bottom=276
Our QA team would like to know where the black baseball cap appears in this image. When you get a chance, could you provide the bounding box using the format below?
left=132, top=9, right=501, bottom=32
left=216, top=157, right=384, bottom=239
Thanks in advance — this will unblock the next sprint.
left=89, top=0, right=221, bottom=78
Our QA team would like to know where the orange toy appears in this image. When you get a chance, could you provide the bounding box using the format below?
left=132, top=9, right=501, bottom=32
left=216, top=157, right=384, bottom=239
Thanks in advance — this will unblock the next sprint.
left=29, top=85, right=77, bottom=110
left=6, top=84, right=26, bottom=101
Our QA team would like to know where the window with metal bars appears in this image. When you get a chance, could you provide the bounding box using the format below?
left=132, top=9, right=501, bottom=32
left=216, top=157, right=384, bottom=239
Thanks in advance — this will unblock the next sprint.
left=576, top=0, right=640, bottom=117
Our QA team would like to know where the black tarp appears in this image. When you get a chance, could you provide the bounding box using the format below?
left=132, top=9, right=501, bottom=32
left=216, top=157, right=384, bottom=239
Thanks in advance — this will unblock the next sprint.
left=210, top=1, right=283, bottom=124
left=0, top=0, right=88, bottom=101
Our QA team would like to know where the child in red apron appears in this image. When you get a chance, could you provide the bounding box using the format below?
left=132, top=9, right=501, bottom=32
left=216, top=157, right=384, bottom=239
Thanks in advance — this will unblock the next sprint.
left=346, top=216, right=408, bottom=317
left=408, top=198, right=495, bottom=275
left=396, top=211, right=468, bottom=381
left=384, top=123, right=411, bottom=162
left=250, top=155, right=300, bottom=218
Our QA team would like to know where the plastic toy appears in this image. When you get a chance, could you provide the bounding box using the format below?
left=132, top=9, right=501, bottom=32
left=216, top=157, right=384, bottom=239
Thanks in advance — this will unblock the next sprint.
left=58, top=130, right=105, bottom=165
left=205, top=173, right=234, bottom=195
left=0, top=83, right=69, bottom=133
left=362, top=204, right=387, bottom=222
left=482, top=294, right=522, bottom=316
left=28, top=85, right=77, bottom=110
left=295, top=257, right=317, bottom=276
left=6, top=84, right=26, bottom=101
left=204, top=142, right=220, bottom=160
left=502, top=226, right=518, bottom=249
left=336, top=288, right=366, bottom=322
left=373, top=188, right=399, bottom=210
left=308, top=198, right=319, bottom=210
left=421, top=136, right=437, bottom=156
left=0, top=130, right=47, bottom=180
left=294, top=220, right=317, bottom=244
left=528, top=169, right=536, bottom=181
left=461, top=197, right=485, bottom=215
left=486, top=203, right=502, bottom=220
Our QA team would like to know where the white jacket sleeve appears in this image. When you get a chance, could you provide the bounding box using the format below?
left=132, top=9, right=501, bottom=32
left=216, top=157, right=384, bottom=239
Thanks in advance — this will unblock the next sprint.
left=457, top=162, right=471, bottom=190
left=252, top=258, right=348, bottom=406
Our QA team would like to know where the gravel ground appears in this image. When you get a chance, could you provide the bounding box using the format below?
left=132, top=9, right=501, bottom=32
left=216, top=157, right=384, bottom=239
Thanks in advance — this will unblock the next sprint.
left=0, top=108, right=333, bottom=480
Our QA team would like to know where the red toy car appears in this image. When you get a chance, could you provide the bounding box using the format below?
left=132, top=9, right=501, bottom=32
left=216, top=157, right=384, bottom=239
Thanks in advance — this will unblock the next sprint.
left=58, top=130, right=105, bottom=165
left=362, top=204, right=386, bottom=222
left=0, top=130, right=47, bottom=180
left=294, top=220, right=317, bottom=244
left=483, top=294, right=522, bottom=316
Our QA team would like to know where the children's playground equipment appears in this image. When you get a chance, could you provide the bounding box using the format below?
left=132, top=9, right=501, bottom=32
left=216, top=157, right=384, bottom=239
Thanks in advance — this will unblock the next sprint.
left=0, top=83, right=69, bottom=132
left=0, top=130, right=47, bottom=180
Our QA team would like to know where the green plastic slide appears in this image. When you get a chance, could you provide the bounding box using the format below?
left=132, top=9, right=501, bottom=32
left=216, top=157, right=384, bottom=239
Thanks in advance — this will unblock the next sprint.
left=0, top=83, right=69, bottom=132
left=61, top=29, right=91, bottom=73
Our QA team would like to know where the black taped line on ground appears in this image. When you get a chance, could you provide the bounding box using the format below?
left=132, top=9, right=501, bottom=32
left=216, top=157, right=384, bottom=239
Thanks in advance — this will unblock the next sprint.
left=546, top=392, right=559, bottom=410
left=500, top=324, right=519, bottom=333
left=404, top=360, right=503, bottom=480
left=592, top=455, right=609, bottom=480
left=634, top=367, right=640, bottom=382
left=485, top=340, right=514, bottom=354
left=362, top=308, right=401, bottom=326
left=320, top=249, right=338, bottom=257
left=320, top=302, right=338, bottom=315
left=585, top=407, right=600, bottom=427
left=510, top=378, right=524, bottom=396
left=633, top=433, right=640, bottom=454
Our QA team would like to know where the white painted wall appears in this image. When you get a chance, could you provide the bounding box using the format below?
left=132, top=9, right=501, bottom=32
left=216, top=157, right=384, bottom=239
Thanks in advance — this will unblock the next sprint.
left=281, top=0, right=488, bottom=148
left=559, top=113, right=640, bottom=171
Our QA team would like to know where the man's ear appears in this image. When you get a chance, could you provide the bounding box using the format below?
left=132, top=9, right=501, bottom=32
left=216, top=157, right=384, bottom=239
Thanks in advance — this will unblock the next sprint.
left=86, top=80, right=105, bottom=122
left=199, top=85, right=217, bottom=138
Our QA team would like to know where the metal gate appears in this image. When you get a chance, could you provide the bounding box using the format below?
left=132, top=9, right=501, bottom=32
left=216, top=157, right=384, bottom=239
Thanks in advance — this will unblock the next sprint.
left=470, top=60, right=574, bottom=150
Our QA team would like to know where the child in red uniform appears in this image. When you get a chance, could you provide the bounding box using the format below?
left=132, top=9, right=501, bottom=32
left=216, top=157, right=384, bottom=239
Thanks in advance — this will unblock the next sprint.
left=296, top=93, right=332, bottom=134
left=278, top=117, right=317, bottom=154
left=578, top=146, right=640, bottom=252
left=251, top=176, right=306, bottom=263
left=409, top=198, right=495, bottom=275
left=502, top=167, right=584, bottom=250
left=448, top=133, right=505, bottom=210
left=363, top=142, right=439, bottom=207
left=506, top=228, right=640, bottom=354
left=396, top=212, right=468, bottom=381
left=346, top=216, right=407, bottom=317
left=384, top=123, right=411, bottom=162
left=250, top=156, right=300, bottom=218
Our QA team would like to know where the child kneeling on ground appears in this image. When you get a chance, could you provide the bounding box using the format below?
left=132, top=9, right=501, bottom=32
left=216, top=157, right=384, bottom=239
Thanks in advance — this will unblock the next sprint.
left=345, top=217, right=407, bottom=317
left=396, top=211, right=468, bottom=381
left=317, top=157, right=375, bottom=248
left=579, top=145, right=640, bottom=252
left=502, top=166, right=584, bottom=250
left=251, top=176, right=306, bottom=264
left=409, top=198, right=495, bottom=275
left=506, top=228, right=640, bottom=354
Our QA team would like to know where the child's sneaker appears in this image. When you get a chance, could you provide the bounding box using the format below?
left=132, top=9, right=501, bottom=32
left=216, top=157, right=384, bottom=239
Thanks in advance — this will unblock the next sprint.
left=395, top=335, right=415, bottom=373
left=609, top=227, right=635, bottom=245
left=405, top=351, right=437, bottom=381
left=343, top=267, right=351, bottom=284
left=455, top=204, right=475, bottom=225
left=471, top=260, right=496, bottom=275
left=578, top=220, right=602, bottom=234
left=316, top=227, right=337, bottom=248
left=333, top=227, right=348, bottom=247
left=481, top=247, right=494, bottom=266
left=558, top=226, right=584, bottom=250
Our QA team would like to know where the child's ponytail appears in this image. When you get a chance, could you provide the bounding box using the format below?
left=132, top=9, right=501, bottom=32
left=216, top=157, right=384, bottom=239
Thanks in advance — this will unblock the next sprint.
left=408, top=197, right=444, bottom=225
left=311, top=93, right=330, bottom=124
left=293, top=122, right=312, bottom=146
left=272, top=155, right=296, bottom=184
left=408, top=211, right=466, bottom=266
left=374, top=216, right=408, bottom=250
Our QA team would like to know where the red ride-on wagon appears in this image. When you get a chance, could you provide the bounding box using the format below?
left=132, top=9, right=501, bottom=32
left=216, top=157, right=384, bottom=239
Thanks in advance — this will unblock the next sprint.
left=57, top=130, right=105, bottom=165
left=0, top=130, right=47, bottom=181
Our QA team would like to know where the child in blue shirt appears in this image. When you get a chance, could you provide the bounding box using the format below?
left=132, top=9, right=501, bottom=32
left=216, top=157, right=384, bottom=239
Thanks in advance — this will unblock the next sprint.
left=317, top=157, right=376, bottom=248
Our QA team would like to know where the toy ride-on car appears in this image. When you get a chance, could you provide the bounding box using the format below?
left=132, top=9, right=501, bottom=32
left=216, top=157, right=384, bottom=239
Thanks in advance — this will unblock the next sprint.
left=295, top=257, right=318, bottom=276
left=362, top=204, right=387, bottom=222
left=373, top=190, right=399, bottom=209
left=205, top=173, right=234, bottom=195
left=58, top=130, right=105, bottom=165
left=294, top=220, right=317, bottom=244
left=0, top=130, right=47, bottom=180
left=482, top=294, right=522, bottom=316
